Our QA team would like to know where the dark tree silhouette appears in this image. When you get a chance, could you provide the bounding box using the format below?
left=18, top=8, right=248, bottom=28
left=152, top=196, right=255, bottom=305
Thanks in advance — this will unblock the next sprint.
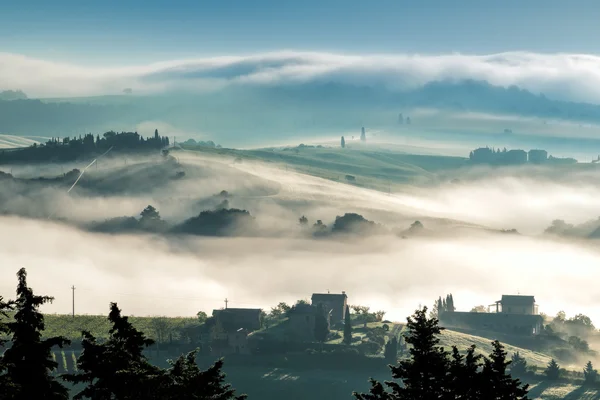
left=480, top=340, right=529, bottom=399
left=584, top=361, right=598, bottom=385
left=314, top=304, right=329, bottom=344
left=341, top=136, right=346, bottom=148
left=354, top=308, right=529, bottom=400
left=510, top=352, right=528, bottom=377
left=140, top=205, right=161, bottom=221
left=64, top=302, right=162, bottom=399
left=343, top=305, right=353, bottom=345
left=1, top=268, right=70, bottom=400
left=298, top=215, right=308, bottom=226
left=545, top=359, right=561, bottom=381
left=383, top=337, right=398, bottom=365
left=0, top=295, right=16, bottom=397
left=161, top=351, right=247, bottom=400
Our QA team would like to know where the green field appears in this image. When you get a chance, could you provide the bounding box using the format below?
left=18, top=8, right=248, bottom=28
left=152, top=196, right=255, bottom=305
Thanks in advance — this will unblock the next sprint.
left=39, top=314, right=197, bottom=341
left=176, top=143, right=470, bottom=192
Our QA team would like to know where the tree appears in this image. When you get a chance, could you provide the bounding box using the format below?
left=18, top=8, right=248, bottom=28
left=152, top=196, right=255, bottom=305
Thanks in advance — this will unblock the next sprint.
left=447, top=345, right=484, bottom=400
left=150, top=317, right=172, bottom=344
left=2, top=268, right=70, bottom=400
left=545, top=359, right=561, bottom=381
left=584, top=361, right=597, bottom=385
left=141, top=205, right=161, bottom=221
left=374, top=311, right=386, bottom=322
left=446, top=294, right=455, bottom=312
left=343, top=305, right=353, bottom=345
left=510, top=352, right=528, bottom=377
left=314, top=304, right=329, bottom=344
left=196, top=311, right=208, bottom=324
left=298, top=215, right=308, bottom=226
left=161, top=352, right=246, bottom=400
left=0, top=295, right=15, bottom=396
left=341, top=136, right=346, bottom=148
left=471, top=305, right=489, bottom=313
left=479, top=341, right=529, bottom=399
left=64, top=302, right=161, bottom=399
left=383, top=337, right=398, bottom=364
left=354, top=307, right=449, bottom=399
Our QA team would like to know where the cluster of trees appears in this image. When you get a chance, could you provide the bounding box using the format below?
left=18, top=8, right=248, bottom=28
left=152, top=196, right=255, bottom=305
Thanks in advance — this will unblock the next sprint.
left=91, top=204, right=256, bottom=237
left=0, top=268, right=245, bottom=399
left=0, top=129, right=170, bottom=164
left=469, top=146, right=577, bottom=166
left=430, top=294, right=456, bottom=318
left=353, top=307, right=530, bottom=399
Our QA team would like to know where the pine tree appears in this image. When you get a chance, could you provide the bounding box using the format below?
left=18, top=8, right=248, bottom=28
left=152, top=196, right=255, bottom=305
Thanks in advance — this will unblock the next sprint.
left=64, top=302, right=162, bottom=399
left=343, top=305, right=353, bottom=345
left=354, top=307, right=449, bottom=400
left=448, top=345, right=484, bottom=400
left=160, top=351, right=246, bottom=400
left=480, top=340, right=529, bottom=399
left=545, top=359, right=561, bottom=381
left=510, top=351, right=528, bottom=377
left=2, top=268, right=70, bottom=400
left=584, top=361, right=597, bottom=385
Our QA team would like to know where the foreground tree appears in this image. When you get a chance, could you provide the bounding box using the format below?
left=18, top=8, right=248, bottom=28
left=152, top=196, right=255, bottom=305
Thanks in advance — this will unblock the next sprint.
left=353, top=307, right=529, bottom=400
left=1, top=268, right=70, bottom=400
left=161, top=351, right=246, bottom=400
left=0, top=295, right=16, bottom=397
left=480, top=341, right=529, bottom=399
left=64, top=302, right=163, bottom=399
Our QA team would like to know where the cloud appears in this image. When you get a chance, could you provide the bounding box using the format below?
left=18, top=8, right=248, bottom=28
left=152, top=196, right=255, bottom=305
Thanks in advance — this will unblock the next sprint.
left=3, top=51, right=600, bottom=103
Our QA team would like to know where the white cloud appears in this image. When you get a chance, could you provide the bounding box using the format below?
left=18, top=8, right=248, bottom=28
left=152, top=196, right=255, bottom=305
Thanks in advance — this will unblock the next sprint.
left=2, top=51, right=600, bottom=102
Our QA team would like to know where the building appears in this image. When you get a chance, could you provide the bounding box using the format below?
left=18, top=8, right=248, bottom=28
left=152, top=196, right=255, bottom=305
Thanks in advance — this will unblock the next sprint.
left=287, top=303, right=331, bottom=341
left=439, top=295, right=544, bottom=336
left=504, top=149, right=528, bottom=164
left=528, top=149, right=548, bottom=164
left=311, top=292, right=347, bottom=323
left=212, top=308, right=262, bottom=332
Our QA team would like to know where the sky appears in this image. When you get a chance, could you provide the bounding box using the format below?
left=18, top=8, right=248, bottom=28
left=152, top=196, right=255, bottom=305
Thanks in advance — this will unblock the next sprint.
left=1, top=0, right=600, bottom=65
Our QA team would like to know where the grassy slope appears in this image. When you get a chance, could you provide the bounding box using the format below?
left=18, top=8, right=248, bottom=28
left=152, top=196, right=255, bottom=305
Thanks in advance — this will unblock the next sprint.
left=40, top=314, right=196, bottom=341
left=177, top=144, right=469, bottom=192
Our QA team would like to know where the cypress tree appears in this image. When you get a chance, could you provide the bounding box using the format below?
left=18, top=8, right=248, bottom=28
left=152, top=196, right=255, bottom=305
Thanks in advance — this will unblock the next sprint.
left=343, top=305, right=353, bottom=345
left=341, top=136, right=346, bottom=148
left=314, top=304, right=329, bottom=344
left=2, top=268, right=70, bottom=400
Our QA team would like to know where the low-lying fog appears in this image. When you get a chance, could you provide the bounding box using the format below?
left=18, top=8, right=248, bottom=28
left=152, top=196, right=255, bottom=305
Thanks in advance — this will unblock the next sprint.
left=2, top=151, right=600, bottom=324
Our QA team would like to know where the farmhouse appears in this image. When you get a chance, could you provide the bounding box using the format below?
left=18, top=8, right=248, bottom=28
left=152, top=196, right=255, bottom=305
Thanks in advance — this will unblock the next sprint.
left=212, top=307, right=262, bottom=332
left=287, top=303, right=331, bottom=341
left=311, top=292, right=348, bottom=324
left=439, top=294, right=544, bottom=336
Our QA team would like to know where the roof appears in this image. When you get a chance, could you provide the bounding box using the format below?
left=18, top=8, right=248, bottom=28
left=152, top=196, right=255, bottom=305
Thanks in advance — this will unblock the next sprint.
left=311, top=293, right=347, bottom=301
left=212, top=308, right=262, bottom=317
left=500, top=295, right=536, bottom=303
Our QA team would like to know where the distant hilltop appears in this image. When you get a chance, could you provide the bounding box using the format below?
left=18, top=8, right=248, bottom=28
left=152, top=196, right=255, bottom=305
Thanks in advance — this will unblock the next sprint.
left=469, top=147, right=577, bottom=166
left=0, top=90, right=27, bottom=100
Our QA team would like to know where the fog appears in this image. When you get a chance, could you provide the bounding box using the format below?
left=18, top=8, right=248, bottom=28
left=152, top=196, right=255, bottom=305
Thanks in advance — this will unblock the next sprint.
left=5, top=51, right=600, bottom=103
left=2, top=152, right=600, bottom=327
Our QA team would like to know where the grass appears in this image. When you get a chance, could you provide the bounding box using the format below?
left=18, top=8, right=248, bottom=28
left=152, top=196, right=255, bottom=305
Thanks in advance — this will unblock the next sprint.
left=37, top=314, right=198, bottom=341
left=176, top=144, right=469, bottom=192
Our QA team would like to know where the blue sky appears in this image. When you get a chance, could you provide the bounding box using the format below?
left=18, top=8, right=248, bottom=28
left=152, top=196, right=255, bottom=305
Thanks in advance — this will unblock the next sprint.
left=2, top=0, right=600, bottom=65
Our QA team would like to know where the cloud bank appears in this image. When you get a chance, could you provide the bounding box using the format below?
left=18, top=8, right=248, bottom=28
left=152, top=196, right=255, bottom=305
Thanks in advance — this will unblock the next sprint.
left=2, top=51, right=600, bottom=103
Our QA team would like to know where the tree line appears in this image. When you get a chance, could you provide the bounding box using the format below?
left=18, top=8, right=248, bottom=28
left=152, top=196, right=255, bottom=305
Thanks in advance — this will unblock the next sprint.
left=0, top=129, right=170, bottom=164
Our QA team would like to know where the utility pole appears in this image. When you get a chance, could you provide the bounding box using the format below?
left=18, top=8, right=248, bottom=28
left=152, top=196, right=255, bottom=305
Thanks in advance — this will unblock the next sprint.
left=71, top=285, right=76, bottom=318
left=224, top=298, right=228, bottom=309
